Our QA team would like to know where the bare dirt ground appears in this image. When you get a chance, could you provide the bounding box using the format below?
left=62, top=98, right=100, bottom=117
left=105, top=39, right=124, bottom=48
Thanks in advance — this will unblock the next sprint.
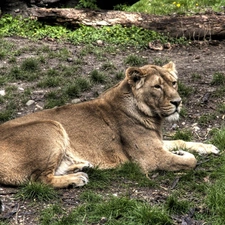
left=0, top=36, right=225, bottom=224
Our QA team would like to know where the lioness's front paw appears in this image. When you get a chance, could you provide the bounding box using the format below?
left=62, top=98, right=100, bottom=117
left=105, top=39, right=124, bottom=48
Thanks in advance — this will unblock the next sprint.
left=196, top=143, right=220, bottom=155
left=72, top=172, right=89, bottom=187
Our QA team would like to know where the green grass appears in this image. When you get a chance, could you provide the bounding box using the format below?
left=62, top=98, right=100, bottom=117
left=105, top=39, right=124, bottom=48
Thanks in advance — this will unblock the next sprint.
left=90, top=69, right=107, bottom=83
left=16, top=182, right=58, bottom=201
left=178, top=81, right=194, bottom=99
left=211, top=72, right=225, bottom=86
left=127, top=0, right=225, bottom=15
left=172, top=129, right=193, bottom=141
left=198, top=113, right=217, bottom=126
left=0, top=15, right=186, bottom=48
left=41, top=196, right=172, bottom=225
left=124, top=54, right=148, bottom=66
left=165, top=194, right=190, bottom=214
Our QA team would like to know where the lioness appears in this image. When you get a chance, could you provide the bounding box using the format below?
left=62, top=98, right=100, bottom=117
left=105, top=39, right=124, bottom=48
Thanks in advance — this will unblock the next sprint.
left=0, top=62, right=219, bottom=188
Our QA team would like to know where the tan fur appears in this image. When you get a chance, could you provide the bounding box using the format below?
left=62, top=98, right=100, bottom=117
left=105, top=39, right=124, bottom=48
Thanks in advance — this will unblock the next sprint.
left=0, top=62, right=219, bottom=188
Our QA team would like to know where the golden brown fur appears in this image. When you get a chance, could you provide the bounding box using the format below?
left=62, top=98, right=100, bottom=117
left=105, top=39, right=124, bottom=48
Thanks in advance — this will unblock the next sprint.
left=0, top=62, right=219, bottom=188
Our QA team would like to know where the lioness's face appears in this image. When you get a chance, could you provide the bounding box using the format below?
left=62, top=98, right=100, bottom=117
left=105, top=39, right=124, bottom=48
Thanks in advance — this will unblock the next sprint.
left=126, top=62, right=181, bottom=121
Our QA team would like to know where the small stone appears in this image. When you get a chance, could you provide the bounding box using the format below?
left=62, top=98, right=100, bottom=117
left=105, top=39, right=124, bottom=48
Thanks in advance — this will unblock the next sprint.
left=0, top=90, right=5, bottom=96
left=18, top=87, right=24, bottom=92
left=71, top=98, right=81, bottom=104
left=67, top=57, right=73, bottom=62
left=26, top=100, right=35, bottom=106
left=96, top=40, right=104, bottom=46
left=14, top=9, right=20, bottom=13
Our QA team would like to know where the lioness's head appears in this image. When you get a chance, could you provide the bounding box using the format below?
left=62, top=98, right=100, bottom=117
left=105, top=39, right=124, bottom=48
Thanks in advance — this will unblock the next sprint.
left=126, top=62, right=181, bottom=121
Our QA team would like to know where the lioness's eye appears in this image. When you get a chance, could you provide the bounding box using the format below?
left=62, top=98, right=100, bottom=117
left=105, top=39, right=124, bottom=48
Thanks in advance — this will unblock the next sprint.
left=154, top=85, right=161, bottom=89
left=172, top=81, right=177, bottom=86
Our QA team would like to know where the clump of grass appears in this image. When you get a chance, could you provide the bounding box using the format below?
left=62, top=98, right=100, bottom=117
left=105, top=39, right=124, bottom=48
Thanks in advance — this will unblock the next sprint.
left=0, top=108, right=16, bottom=122
left=124, top=54, right=148, bottom=66
left=178, top=81, right=193, bottom=98
left=217, top=103, right=225, bottom=114
left=210, top=127, right=225, bottom=151
left=76, top=77, right=91, bottom=91
left=9, top=65, right=38, bottom=81
left=90, top=69, right=106, bottom=83
left=44, top=91, right=68, bottom=109
left=16, top=182, right=58, bottom=201
left=65, top=83, right=81, bottom=98
left=172, top=129, right=193, bottom=141
left=100, top=62, right=116, bottom=71
left=165, top=194, right=190, bottom=214
left=198, top=113, right=217, bottom=126
left=212, top=86, right=225, bottom=98
left=115, top=71, right=124, bottom=80
left=205, top=172, right=225, bottom=223
left=79, top=191, right=103, bottom=203
left=191, top=73, right=202, bottom=80
left=21, top=58, right=39, bottom=72
left=38, top=76, right=62, bottom=88
left=179, top=107, right=188, bottom=118
left=40, top=204, right=64, bottom=225
left=211, top=72, right=225, bottom=86
left=152, top=58, right=169, bottom=66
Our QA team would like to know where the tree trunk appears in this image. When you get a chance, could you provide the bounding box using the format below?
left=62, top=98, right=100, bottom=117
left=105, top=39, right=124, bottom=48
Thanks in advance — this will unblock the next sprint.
left=29, top=8, right=225, bottom=40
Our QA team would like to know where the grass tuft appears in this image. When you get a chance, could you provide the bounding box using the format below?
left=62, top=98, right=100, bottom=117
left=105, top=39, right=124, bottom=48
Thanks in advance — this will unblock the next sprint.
left=21, top=58, right=39, bottom=72
left=124, top=54, right=148, bottom=66
left=211, top=72, right=225, bottom=86
left=90, top=69, right=106, bottom=83
left=165, top=194, right=190, bottom=214
left=16, top=182, right=58, bottom=201
left=172, top=129, right=193, bottom=141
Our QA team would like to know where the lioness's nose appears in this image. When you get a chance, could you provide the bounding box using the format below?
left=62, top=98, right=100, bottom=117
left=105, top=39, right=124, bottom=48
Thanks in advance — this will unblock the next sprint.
left=170, top=99, right=181, bottom=107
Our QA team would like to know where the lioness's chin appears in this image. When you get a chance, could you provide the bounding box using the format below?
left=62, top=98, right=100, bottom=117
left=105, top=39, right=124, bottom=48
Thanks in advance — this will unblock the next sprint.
left=165, top=112, right=180, bottom=122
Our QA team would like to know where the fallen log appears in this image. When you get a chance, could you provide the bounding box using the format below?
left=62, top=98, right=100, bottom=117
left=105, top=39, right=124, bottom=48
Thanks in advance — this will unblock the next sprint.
left=29, top=8, right=225, bottom=40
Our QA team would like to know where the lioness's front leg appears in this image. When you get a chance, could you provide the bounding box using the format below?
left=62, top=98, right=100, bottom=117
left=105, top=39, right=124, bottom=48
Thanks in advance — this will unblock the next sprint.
left=163, top=140, right=219, bottom=155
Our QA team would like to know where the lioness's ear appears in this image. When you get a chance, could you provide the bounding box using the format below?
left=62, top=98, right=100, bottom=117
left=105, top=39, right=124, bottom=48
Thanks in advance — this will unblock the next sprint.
left=126, top=67, right=145, bottom=89
left=162, top=61, right=177, bottom=79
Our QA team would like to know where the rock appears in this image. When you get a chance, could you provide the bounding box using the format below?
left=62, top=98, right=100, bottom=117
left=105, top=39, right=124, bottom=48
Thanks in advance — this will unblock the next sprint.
left=18, top=87, right=24, bottom=92
left=26, top=100, right=35, bottom=106
left=14, top=9, right=20, bottom=13
left=71, top=98, right=81, bottom=104
left=0, top=90, right=5, bottom=96
left=96, top=40, right=104, bottom=46
left=67, top=57, right=73, bottom=62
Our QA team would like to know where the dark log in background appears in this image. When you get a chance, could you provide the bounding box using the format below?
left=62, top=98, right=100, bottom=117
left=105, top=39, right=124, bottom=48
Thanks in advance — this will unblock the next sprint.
left=29, top=8, right=225, bottom=40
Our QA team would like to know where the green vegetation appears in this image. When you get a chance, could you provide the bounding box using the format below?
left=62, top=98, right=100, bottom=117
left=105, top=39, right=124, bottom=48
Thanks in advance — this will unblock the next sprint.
left=172, top=129, right=193, bottom=141
left=211, top=72, right=225, bottom=86
left=127, top=0, right=225, bottom=15
left=165, top=194, right=190, bottom=214
left=178, top=81, right=194, bottom=101
left=90, top=69, right=107, bottom=83
left=124, top=54, right=148, bottom=66
left=0, top=15, right=186, bottom=48
left=16, top=182, right=58, bottom=201
left=198, top=113, right=217, bottom=126
left=40, top=194, right=172, bottom=225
